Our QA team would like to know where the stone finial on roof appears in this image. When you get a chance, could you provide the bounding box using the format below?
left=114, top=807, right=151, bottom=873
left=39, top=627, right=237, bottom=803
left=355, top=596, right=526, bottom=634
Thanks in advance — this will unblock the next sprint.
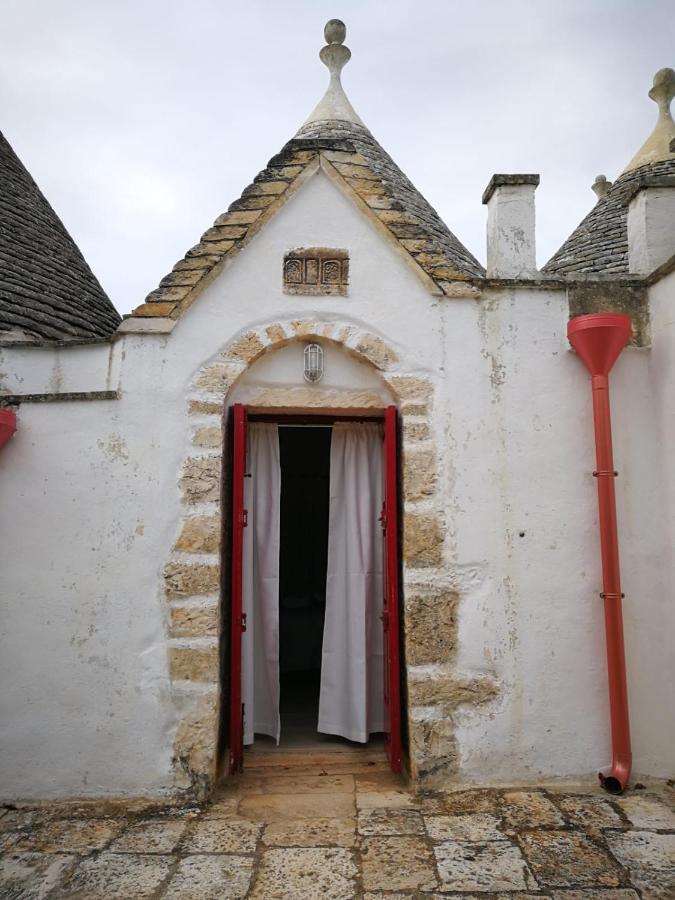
left=623, top=67, right=675, bottom=174
left=298, top=19, right=365, bottom=131
left=591, top=175, right=612, bottom=200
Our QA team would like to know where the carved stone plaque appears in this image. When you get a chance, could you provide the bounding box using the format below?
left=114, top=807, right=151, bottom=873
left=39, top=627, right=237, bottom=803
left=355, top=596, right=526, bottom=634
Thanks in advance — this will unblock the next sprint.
left=283, top=248, right=349, bottom=295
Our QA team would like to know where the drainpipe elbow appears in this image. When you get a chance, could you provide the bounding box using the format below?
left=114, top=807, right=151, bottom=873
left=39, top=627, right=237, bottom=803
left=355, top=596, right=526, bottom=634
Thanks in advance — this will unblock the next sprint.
left=599, top=752, right=632, bottom=795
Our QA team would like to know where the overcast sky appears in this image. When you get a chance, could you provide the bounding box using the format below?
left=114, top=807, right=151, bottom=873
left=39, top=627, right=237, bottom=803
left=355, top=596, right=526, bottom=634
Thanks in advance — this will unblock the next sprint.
left=1, top=1, right=673, bottom=315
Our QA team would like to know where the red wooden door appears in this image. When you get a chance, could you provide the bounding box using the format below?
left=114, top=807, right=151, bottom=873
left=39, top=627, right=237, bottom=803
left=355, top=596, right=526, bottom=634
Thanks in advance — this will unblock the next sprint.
left=382, top=405, right=402, bottom=772
left=228, top=403, right=247, bottom=775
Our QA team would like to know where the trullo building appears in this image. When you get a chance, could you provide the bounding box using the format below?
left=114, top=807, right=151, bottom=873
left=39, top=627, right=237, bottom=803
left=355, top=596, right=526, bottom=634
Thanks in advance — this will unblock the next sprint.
left=1, top=21, right=674, bottom=800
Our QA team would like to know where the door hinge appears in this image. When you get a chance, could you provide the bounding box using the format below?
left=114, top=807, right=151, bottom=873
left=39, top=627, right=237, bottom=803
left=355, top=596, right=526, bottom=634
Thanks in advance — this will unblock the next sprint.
left=380, top=608, right=389, bottom=631
left=240, top=509, right=248, bottom=527
left=241, top=612, right=247, bottom=632
left=379, top=502, right=387, bottom=532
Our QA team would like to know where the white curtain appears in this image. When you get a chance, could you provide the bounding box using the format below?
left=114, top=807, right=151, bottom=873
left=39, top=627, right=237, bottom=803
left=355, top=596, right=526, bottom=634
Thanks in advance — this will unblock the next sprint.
left=241, top=423, right=281, bottom=745
left=318, top=422, right=385, bottom=742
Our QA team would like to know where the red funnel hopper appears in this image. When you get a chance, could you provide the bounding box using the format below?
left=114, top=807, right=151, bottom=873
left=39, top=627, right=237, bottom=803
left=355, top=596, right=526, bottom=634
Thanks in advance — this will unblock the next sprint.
left=0, top=408, right=16, bottom=449
left=567, top=313, right=632, bottom=377
left=568, top=312, right=632, bottom=794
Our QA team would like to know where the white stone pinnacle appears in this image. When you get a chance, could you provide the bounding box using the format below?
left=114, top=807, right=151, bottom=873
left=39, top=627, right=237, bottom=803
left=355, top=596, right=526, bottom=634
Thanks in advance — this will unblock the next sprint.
left=298, top=19, right=365, bottom=131
left=623, top=67, right=675, bottom=173
left=591, top=175, right=612, bottom=200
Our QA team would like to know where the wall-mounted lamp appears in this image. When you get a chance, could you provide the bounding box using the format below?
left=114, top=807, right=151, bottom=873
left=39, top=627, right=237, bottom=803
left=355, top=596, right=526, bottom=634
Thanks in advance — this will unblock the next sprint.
left=303, top=343, right=324, bottom=383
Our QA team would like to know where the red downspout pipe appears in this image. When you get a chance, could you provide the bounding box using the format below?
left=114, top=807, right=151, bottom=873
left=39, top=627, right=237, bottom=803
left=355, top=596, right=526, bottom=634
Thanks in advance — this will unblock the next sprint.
left=567, top=312, right=632, bottom=794
left=0, top=408, right=16, bottom=449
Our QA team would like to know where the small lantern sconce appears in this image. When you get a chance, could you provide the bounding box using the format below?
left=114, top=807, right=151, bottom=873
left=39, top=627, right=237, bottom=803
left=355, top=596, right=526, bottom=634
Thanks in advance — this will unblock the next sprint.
left=303, top=343, right=324, bottom=383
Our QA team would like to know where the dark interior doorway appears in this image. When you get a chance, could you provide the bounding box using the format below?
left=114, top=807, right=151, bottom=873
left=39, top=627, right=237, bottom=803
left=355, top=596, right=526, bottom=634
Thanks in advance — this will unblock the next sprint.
left=278, top=425, right=331, bottom=744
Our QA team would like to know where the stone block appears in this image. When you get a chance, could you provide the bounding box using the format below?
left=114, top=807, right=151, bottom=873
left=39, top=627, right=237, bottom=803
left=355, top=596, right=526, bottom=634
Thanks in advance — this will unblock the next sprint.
left=181, top=456, right=220, bottom=505
left=386, top=376, right=433, bottom=414
left=194, top=364, right=243, bottom=393
left=403, top=448, right=437, bottom=501
left=403, top=513, right=443, bottom=567
left=169, top=647, right=219, bottom=683
left=188, top=399, right=223, bottom=416
left=354, top=334, right=397, bottom=370
left=174, top=517, right=220, bottom=553
left=132, top=302, right=177, bottom=318
left=246, top=180, right=288, bottom=195
left=160, top=269, right=204, bottom=287
left=202, top=225, right=247, bottom=241
left=291, top=319, right=316, bottom=336
left=404, top=588, right=458, bottom=666
left=174, top=255, right=220, bottom=271
left=164, top=562, right=220, bottom=598
left=214, top=209, right=263, bottom=226
left=403, top=420, right=431, bottom=442
left=188, top=239, right=235, bottom=256
left=192, top=426, right=223, bottom=449
left=170, top=604, right=219, bottom=638
left=265, top=323, right=288, bottom=344
left=409, top=716, right=457, bottom=779
left=407, top=674, right=498, bottom=710
left=174, top=693, right=219, bottom=776
left=348, top=178, right=386, bottom=196
left=227, top=332, right=264, bottom=363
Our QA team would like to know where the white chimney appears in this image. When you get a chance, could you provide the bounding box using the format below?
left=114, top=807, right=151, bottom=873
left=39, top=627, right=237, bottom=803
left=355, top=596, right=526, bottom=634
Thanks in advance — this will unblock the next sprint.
left=626, top=176, right=675, bottom=275
left=482, top=174, right=539, bottom=278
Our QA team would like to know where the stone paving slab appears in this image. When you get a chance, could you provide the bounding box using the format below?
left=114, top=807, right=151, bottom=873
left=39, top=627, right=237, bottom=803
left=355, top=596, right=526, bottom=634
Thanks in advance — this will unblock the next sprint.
left=361, top=834, right=438, bottom=891
left=434, top=838, right=538, bottom=892
left=0, top=783, right=673, bottom=897
left=249, top=846, right=357, bottom=899
left=164, top=854, right=253, bottom=899
left=518, top=830, right=624, bottom=888
left=57, top=851, right=174, bottom=898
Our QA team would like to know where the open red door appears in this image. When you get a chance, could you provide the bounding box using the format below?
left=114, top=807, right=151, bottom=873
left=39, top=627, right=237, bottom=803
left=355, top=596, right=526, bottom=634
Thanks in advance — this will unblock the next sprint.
left=382, top=405, right=402, bottom=772
left=228, top=403, right=247, bottom=774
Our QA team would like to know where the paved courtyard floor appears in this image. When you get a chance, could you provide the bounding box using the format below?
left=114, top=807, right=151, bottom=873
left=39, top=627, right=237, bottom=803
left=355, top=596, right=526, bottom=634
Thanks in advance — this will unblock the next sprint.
left=1, top=754, right=674, bottom=898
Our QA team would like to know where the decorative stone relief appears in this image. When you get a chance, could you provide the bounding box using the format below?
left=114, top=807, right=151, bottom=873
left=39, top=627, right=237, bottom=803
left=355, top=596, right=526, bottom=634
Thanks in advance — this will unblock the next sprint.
left=283, top=248, right=349, bottom=295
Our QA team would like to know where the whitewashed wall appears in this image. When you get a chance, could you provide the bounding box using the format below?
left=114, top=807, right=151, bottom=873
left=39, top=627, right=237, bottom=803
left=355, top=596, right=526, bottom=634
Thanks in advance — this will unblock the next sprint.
left=0, top=167, right=672, bottom=798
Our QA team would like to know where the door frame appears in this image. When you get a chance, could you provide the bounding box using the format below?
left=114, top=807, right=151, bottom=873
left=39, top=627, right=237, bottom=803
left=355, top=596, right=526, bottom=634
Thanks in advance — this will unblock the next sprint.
left=225, top=406, right=404, bottom=774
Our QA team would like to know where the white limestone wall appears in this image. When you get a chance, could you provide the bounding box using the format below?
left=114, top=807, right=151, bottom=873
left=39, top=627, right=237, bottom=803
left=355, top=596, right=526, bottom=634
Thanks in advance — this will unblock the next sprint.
left=447, top=288, right=672, bottom=784
left=0, top=166, right=672, bottom=797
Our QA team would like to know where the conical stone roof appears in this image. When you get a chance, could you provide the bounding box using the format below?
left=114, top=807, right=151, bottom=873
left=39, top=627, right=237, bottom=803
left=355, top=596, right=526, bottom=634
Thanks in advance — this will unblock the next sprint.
left=0, top=130, right=120, bottom=342
left=133, top=20, right=483, bottom=320
left=544, top=68, right=675, bottom=276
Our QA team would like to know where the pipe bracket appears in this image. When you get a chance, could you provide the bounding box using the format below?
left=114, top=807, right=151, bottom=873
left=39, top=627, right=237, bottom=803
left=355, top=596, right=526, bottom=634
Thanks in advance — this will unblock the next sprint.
left=600, top=592, right=625, bottom=600
left=593, top=470, right=618, bottom=477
